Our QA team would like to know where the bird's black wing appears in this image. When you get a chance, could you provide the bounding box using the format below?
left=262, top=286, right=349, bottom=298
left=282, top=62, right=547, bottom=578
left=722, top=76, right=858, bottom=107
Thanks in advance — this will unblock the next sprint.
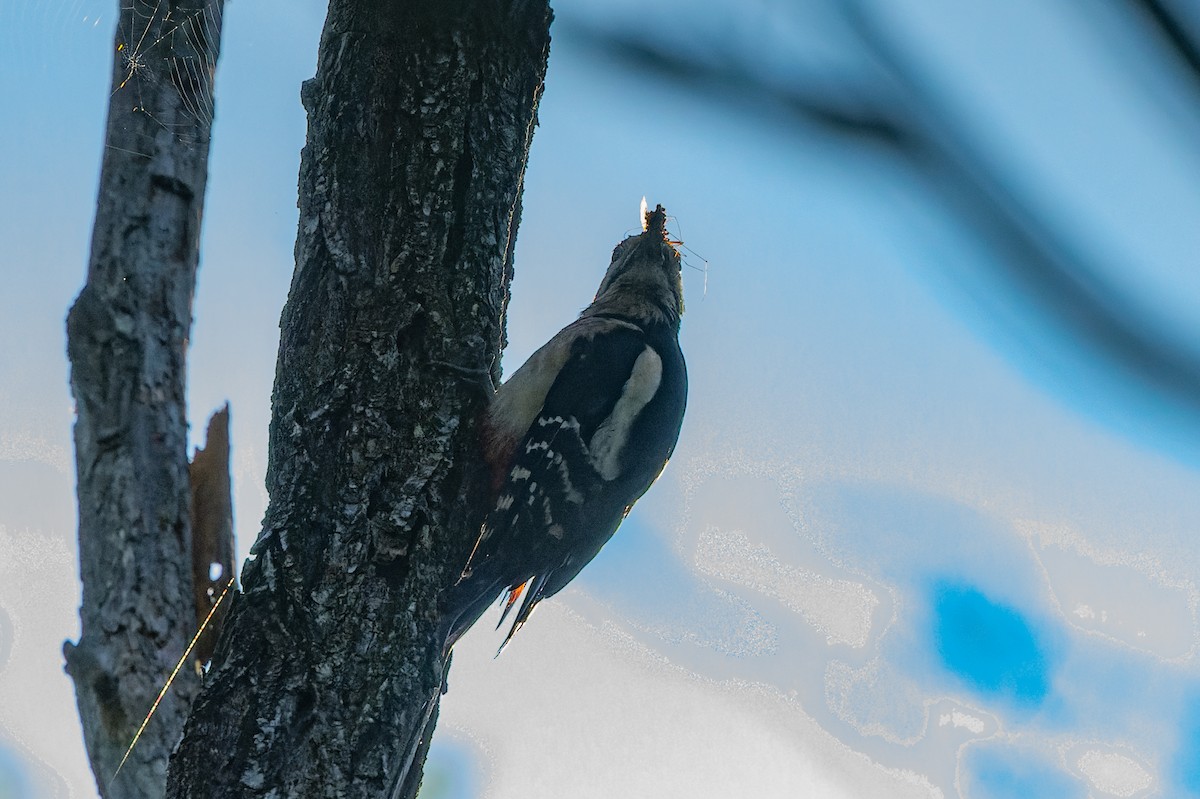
left=455, top=322, right=653, bottom=650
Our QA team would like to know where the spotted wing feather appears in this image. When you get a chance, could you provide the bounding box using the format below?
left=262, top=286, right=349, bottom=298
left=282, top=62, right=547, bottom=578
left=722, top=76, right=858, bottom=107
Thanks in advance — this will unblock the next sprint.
left=448, top=325, right=656, bottom=649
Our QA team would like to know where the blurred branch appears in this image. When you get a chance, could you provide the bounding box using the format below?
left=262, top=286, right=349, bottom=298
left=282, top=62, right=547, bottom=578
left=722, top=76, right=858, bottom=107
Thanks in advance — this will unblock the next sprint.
left=1132, top=0, right=1200, bottom=87
left=562, top=7, right=1200, bottom=424
left=568, top=23, right=910, bottom=148
left=844, top=6, right=1200, bottom=413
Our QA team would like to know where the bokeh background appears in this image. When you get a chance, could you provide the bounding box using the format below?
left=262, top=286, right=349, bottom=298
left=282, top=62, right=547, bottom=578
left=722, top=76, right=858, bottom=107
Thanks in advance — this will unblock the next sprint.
left=4, top=1, right=1200, bottom=797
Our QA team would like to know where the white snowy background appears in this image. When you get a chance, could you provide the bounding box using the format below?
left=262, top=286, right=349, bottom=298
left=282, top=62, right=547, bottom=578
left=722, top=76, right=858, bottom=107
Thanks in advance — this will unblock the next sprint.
left=3, top=1, right=1200, bottom=797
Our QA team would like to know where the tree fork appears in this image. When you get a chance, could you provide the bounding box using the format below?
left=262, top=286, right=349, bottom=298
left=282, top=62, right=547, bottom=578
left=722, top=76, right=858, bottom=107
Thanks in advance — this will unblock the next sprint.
left=167, top=2, right=552, bottom=797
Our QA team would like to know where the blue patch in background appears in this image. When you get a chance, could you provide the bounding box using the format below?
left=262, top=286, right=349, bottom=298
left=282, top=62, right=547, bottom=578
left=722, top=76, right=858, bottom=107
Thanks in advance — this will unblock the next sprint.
left=416, top=739, right=479, bottom=799
left=965, top=745, right=1085, bottom=799
left=0, top=746, right=31, bottom=799
left=1172, top=692, right=1200, bottom=796
left=931, top=582, right=1054, bottom=707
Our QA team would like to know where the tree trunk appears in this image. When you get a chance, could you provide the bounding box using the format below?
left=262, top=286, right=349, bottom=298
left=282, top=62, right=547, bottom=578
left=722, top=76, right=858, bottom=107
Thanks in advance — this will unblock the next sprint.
left=167, top=2, right=552, bottom=797
left=64, top=2, right=226, bottom=797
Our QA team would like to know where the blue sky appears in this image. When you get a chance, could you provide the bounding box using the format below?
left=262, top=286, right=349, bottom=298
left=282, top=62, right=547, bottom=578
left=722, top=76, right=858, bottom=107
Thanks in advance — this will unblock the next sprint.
left=3, top=1, right=1200, bottom=797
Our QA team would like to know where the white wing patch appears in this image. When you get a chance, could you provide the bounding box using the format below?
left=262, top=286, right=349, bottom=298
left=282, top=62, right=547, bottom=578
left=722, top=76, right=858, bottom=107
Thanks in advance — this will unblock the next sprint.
left=589, top=346, right=663, bottom=481
left=486, top=317, right=644, bottom=445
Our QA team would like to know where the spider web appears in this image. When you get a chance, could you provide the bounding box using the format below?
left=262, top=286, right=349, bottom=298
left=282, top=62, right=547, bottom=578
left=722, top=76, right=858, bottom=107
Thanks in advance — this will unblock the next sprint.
left=110, top=0, right=224, bottom=148
left=0, top=0, right=224, bottom=152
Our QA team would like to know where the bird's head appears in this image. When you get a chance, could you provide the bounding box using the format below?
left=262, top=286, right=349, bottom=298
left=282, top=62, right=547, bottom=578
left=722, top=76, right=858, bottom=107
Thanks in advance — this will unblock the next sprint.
left=589, top=203, right=684, bottom=328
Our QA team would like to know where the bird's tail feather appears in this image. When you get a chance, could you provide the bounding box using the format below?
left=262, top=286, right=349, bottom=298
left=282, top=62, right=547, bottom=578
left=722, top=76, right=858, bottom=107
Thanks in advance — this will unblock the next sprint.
left=496, top=572, right=549, bottom=656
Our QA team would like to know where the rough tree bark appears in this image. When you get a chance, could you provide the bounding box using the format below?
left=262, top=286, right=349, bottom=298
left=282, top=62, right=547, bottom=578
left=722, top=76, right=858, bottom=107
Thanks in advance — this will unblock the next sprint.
left=64, top=2, right=227, bottom=797
left=167, top=2, right=552, bottom=797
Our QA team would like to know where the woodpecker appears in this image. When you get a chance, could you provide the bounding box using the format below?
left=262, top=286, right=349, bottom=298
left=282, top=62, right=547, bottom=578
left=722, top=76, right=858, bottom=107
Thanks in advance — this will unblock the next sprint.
left=443, top=204, right=687, bottom=652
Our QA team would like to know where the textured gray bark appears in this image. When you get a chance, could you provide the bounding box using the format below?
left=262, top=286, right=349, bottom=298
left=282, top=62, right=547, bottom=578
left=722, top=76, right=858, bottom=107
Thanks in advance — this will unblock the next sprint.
left=167, top=2, right=552, bottom=797
left=64, top=2, right=226, bottom=798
